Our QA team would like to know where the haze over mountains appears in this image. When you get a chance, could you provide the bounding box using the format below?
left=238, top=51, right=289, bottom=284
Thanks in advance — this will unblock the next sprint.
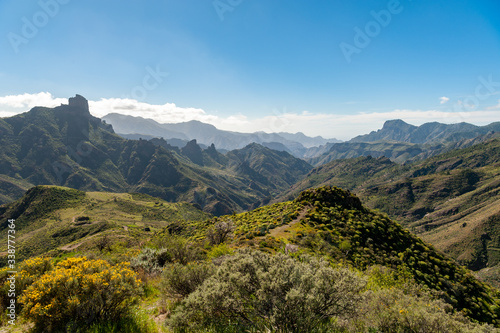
left=351, top=119, right=500, bottom=144
left=104, top=112, right=500, bottom=164
left=103, top=113, right=339, bottom=157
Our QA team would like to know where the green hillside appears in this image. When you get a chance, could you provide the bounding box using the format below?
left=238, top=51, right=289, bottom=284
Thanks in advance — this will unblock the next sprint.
left=0, top=185, right=211, bottom=263
left=361, top=138, right=500, bottom=270
left=2, top=186, right=500, bottom=331
left=279, top=138, right=500, bottom=275
left=206, top=186, right=500, bottom=325
left=280, top=155, right=396, bottom=201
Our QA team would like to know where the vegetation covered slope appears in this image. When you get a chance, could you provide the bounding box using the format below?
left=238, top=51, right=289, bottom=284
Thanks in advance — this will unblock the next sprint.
left=279, top=138, right=500, bottom=275
left=188, top=186, right=500, bottom=325
left=279, top=156, right=396, bottom=202
left=2, top=186, right=500, bottom=331
left=0, top=185, right=211, bottom=262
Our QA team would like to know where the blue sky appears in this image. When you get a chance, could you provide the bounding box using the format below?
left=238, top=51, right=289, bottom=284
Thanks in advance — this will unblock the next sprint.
left=0, top=0, right=499, bottom=140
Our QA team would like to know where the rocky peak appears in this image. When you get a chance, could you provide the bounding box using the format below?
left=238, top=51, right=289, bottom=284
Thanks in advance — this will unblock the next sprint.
left=68, top=94, right=90, bottom=113
left=181, top=139, right=204, bottom=166
left=382, top=119, right=412, bottom=130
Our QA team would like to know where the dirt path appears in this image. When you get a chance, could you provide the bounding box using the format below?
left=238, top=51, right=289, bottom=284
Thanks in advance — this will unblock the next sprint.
left=59, top=233, right=100, bottom=251
left=256, top=207, right=309, bottom=240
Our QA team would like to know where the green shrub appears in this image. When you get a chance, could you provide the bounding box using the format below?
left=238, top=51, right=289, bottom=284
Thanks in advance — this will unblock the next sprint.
left=206, top=243, right=233, bottom=260
left=131, top=248, right=172, bottom=274
left=348, top=287, right=498, bottom=333
left=162, top=262, right=214, bottom=299
left=167, top=250, right=366, bottom=332
left=142, top=235, right=204, bottom=267
left=160, top=236, right=204, bottom=265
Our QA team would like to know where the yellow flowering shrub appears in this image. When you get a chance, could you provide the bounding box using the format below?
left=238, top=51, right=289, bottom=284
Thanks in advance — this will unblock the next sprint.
left=0, top=257, right=53, bottom=313
left=19, top=257, right=142, bottom=332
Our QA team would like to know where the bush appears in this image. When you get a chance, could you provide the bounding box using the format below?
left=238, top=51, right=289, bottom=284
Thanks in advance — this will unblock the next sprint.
left=162, top=262, right=215, bottom=299
left=0, top=257, right=53, bottom=315
left=133, top=236, right=204, bottom=275
left=131, top=248, right=172, bottom=274
left=167, top=250, right=366, bottom=332
left=19, top=257, right=142, bottom=332
left=206, top=220, right=234, bottom=246
left=348, top=287, right=498, bottom=333
left=206, top=243, right=233, bottom=260
left=153, top=236, right=204, bottom=265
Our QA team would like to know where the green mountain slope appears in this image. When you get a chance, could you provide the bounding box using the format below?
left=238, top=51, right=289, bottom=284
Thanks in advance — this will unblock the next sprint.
left=0, top=185, right=211, bottom=261
left=280, top=137, right=500, bottom=274
left=2, top=184, right=500, bottom=327
left=226, top=143, right=313, bottom=193
left=194, top=186, right=500, bottom=325
left=280, top=156, right=396, bottom=201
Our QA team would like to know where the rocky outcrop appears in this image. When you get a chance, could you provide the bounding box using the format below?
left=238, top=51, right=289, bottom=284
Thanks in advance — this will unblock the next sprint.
left=181, top=139, right=204, bottom=166
left=68, top=94, right=90, bottom=113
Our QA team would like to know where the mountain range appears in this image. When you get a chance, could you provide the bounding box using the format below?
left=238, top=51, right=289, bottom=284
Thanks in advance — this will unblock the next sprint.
left=102, top=113, right=339, bottom=157
left=0, top=96, right=313, bottom=215
left=351, top=118, right=500, bottom=144
left=104, top=113, right=500, bottom=166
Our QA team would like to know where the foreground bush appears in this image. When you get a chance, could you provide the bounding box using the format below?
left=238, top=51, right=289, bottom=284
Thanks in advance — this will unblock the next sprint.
left=0, top=257, right=53, bottom=316
left=350, top=287, right=499, bottom=333
left=167, top=250, right=366, bottom=332
left=131, top=247, right=172, bottom=274
left=19, top=257, right=142, bottom=332
left=133, top=236, right=205, bottom=275
left=162, top=262, right=215, bottom=299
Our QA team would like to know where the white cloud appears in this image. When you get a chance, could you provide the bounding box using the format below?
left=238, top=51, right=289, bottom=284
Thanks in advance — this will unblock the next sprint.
left=0, top=92, right=66, bottom=109
left=439, top=96, right=450, bottom=104
left=88, top=98, right=219, bottom=124
left=0, top=92, right=499, bottom=141
left=215, top=109, right=500, bottom=140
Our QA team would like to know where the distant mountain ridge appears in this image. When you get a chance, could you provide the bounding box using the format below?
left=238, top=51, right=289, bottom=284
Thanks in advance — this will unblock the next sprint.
left=0, top=95, right=312, bottom=215
left=103, top=114, right=500, bottom=165
left=303, top=120, right=500, bottom=165
left=305, top=132, right=499, bottom=166
left=350, top=119, right=500, bottom=144
left=102, top=113, right=340, bottom=157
